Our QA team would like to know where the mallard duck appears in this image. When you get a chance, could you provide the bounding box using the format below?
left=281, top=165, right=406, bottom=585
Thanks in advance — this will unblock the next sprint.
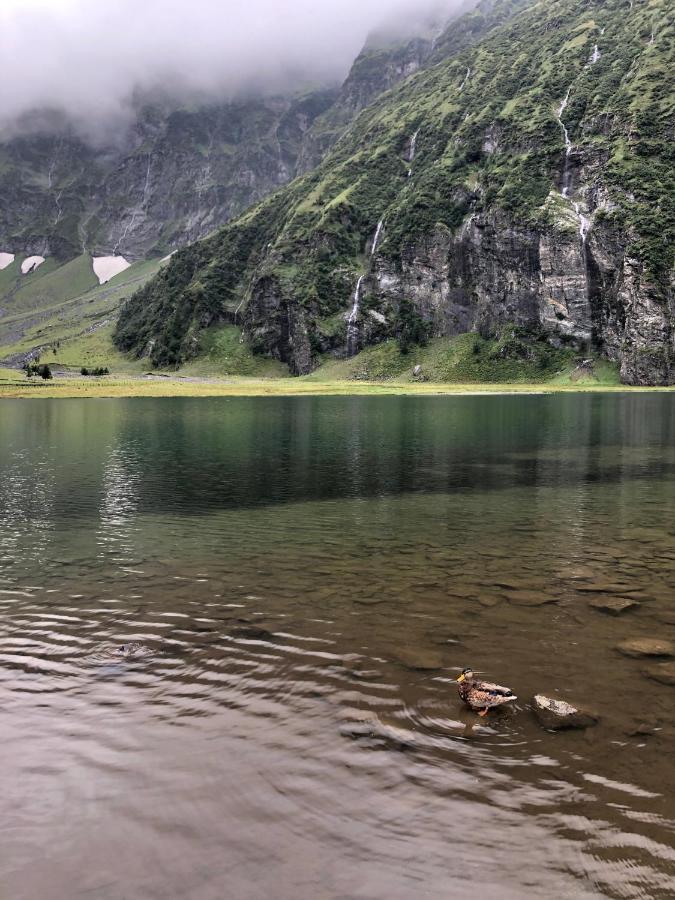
left=456, top=668, right=517, bottom=716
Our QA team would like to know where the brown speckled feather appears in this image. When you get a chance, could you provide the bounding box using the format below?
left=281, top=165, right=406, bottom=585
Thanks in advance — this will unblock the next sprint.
left=459, top=678, right=517, bottom=711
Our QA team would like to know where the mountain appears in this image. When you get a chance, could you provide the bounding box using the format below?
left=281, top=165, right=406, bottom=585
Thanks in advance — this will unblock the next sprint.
left=0, top=12, right=458, bottom=264
left=0, top=12, right=466, bottom=367
left=114, top=0, right=674, bottom=385
left=0, top=91, right=337, bottom=262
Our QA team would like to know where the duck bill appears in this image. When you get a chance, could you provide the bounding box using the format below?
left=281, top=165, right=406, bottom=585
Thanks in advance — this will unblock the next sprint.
left=456, top=673, right=466, bottom=683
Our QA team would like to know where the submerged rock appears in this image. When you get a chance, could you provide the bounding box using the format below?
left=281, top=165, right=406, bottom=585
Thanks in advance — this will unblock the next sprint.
left=505, top=590, right=558, bottom=607
left=532, top=694, right=599, bottom=730
left=616, top=638, right=675, bottom=658
left=337, top=709, right=417, bottom=750
left=590, top=597, right=640, bottom=616
left=353, top=595, right=388, bottom=605
left=392, top=647, right=445, bottom=671
left=576, top=581, right=642, bottom=594
left=230, top=625, right=277, bottom=642
left=477, top=595, right=503, bottom=608
left=112, top=641, right=153, bottom=659
left=642, top=662, right=675, bottom=686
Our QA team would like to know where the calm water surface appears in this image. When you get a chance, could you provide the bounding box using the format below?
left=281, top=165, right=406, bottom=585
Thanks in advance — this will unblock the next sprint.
left=1, top=395, right=675, bottom=899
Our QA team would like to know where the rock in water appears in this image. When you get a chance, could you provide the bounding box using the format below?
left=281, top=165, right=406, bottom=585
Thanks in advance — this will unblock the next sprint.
left=113, top=641, right=153, bottom=659
left=616, top=638, right=675, bottom=658
left=590, top=597, right=640, bottom=616
left=505, top=590, right=558, bottom=607
left=532, top=694, right=599, bottom=730
left=642, top=662, right=675, bottom=686
left=230, top=625, right=277, bottom=642
left=393, top=647, right=445, bottom=671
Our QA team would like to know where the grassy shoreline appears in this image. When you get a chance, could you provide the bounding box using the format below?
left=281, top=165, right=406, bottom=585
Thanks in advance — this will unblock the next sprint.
left=2, top=372, right=673, bottom=399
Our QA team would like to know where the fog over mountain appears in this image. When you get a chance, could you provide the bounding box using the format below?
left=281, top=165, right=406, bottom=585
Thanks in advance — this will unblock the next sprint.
left=0, top=0, right=461, bottom=140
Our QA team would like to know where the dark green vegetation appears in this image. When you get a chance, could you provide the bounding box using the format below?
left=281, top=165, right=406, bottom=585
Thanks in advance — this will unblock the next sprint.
left=22, top=361, right=52, bottom=379
left=115, top=0, right=674, bottom=385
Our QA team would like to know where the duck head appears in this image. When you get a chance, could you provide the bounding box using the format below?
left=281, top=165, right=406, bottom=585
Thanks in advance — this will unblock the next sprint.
left=456, top=668, right=474, bottom=683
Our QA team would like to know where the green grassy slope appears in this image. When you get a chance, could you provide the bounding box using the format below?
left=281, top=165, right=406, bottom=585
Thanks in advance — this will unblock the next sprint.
left=0, top=256, right=164, bottom=367
left=309, top=335, right=620, bottom=385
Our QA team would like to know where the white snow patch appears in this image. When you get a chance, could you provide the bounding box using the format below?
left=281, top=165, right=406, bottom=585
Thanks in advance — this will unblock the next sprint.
left=92, top=255, right=131, bottom=285
left=21, top=255, right=46, bottom=275
left=0, top=252, right=15, bottom=270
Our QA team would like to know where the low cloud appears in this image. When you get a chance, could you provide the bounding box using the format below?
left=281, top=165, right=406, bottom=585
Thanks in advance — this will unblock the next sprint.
left=0, top=0, right=462, bottom=140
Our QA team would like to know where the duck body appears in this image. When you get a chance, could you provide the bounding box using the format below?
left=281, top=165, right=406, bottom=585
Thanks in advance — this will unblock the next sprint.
left=457, top=668, right=517, bottom=716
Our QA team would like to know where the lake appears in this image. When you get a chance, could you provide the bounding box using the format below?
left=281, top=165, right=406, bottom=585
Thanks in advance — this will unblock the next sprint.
left=1, top=395, right=674, bottom=899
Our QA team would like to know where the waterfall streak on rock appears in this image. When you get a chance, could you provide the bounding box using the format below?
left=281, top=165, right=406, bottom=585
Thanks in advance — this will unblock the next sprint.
left=556, top=89, right=573, bottom=198
left=459, top=67, right=471, bottom=91
left=346, top=275, right=364, bottom=357
left=371, top=220, right=384, bottom=256
left=47, top=150, right=63, bottom=227
left=574, top=203, right=590, bottom=244
left=407, top=129, right=419, bottom=177
left=557, top=89, right=573, bottom=157
left=114, top=158, right=152, bottom=255
left=234, top=296, right=246, bottom=324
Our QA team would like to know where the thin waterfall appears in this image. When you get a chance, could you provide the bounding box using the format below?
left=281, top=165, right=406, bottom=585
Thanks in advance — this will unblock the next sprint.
left=47, top=143, right=63, bottom=226
left=407, top=130, right=419, bottom=177
left=590, top=44, right=601, bottom=64
left=346, top=275, right=364, bottom=357
left=371, top=220, right=384, bottom=256
left=346, top=220, right=384, bottom=355
left=574, top=203, right=590, bottom=245
left=459, top=67, right=471, bottom=91
left=557, top=89, right=590, bottom=249
left=114, top=156, right=152, bottom=255
left=557, top=88, right=573, bottom=198
left=557, top=89, right=573, bottom=156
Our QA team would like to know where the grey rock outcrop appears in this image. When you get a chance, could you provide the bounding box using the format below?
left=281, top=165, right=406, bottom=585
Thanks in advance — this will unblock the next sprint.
left=532, top=694, right=599, bottom=730
left=368, top=207, right=673, bottom=386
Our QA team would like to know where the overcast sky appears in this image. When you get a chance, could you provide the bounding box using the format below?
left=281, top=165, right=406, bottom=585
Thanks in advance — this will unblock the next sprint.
left=0, top=0, right=461, bottom=138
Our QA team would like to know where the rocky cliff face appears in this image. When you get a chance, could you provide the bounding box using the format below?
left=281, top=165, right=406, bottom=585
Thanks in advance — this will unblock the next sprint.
left=0, top=91, right=337, bottom=261
left=357, top=210, right=673, bottom=386
left=115, top=0, right=673, bottom=385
